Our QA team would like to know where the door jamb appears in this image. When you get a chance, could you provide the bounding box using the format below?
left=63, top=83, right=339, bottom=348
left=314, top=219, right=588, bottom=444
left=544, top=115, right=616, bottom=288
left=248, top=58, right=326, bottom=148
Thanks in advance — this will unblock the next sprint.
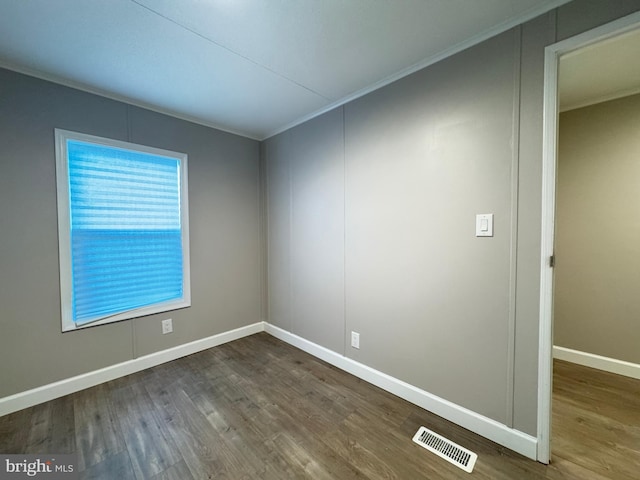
left=537, top=11, right=640, bottom=464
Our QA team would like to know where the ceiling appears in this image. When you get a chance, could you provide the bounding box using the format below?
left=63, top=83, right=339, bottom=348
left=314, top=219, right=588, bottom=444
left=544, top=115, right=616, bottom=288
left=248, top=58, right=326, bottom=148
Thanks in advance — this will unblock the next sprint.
left=0, top=0, right=569, bottom=140
left=559, top=26, right=640, bottom=112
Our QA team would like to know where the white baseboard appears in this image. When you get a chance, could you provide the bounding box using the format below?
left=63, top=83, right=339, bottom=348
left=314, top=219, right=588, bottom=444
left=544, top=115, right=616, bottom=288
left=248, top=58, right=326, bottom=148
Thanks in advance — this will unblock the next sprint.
left=553, top=346, right=640, bottom=380
left=0, top=322, right=265, bottom=417
left=264, top=322, right=537, bottom=460
left=1, top=319, right=538, bottom=461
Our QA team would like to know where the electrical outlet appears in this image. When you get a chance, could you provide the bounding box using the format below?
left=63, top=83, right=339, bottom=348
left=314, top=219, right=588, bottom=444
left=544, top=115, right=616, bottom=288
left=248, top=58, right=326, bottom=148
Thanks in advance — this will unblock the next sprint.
left=161, top=318, right=173, bottom=334
left=351, top=331, right=360, bottom=349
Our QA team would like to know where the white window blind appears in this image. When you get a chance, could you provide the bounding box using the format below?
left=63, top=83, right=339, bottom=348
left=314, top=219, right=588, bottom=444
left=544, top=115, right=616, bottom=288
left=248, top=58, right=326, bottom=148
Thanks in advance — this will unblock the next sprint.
left=55, top=129, right=190, bottom=331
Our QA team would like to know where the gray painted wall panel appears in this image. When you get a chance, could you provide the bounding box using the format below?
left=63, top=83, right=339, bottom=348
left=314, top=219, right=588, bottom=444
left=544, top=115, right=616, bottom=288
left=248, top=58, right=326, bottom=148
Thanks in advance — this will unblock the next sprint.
left=555, top=95, right=640, bottom=364
left=0, top=68, right=261, bottom=397
left=265, top=109, right=346, bottom=353
left=512, top=12, right=556, bottom=435
left=344, top=30, right=518, bottom=425
left=290, top=109, right=345, bottom=353
left=557, top=0, right=640, bottom=41
left=265, top=132, right=292, bottom=331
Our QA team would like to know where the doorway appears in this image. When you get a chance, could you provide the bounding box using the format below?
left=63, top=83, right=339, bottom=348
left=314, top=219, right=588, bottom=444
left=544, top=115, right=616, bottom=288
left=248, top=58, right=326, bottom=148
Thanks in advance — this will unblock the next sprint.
left=538, top=11, right=640, bottom=465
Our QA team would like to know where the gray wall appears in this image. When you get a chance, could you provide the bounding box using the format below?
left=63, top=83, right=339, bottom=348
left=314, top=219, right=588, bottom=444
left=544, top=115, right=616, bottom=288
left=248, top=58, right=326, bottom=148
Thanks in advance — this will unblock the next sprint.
left=265, top=109, right=345, bottom=353
left=2, top=0, right=639, bottom=441
left=0, top=68, right=262, bottom=398
left=344, top=29, right=517, bottom=425
left=264, top=0, right=640, bottom=437
left=555, top=94, right=640, bottom=364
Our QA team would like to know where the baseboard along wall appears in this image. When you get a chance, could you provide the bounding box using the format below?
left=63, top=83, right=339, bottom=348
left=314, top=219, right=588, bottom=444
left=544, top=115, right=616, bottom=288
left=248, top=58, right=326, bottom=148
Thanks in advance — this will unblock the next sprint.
left=0, top=320, right=538, bottom=461
left=553, top=345, right=640, bottom=380
left=264, top=323, right=537, bottom=461
left=0, top=322, right=264, bottom=417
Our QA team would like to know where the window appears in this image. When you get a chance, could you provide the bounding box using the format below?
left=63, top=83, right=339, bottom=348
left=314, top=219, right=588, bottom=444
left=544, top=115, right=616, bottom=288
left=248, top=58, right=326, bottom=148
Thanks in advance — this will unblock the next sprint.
left=55, top=129, right=190, bottom=331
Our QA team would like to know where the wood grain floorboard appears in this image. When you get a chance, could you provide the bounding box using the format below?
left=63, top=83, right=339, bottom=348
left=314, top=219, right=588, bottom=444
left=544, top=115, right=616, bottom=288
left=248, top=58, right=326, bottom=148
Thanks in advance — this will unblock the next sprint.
left=0, top=407, right=30, bottom=453
left=23, top=402, right=54, bottom=454
left=111, top=381, right=182, bottom=478
left=21, top=396, right=76, bottom=455
left=74, top=383, right=126, bottom=471
left=147, top=459, right=194, bottom=480
left=1, top=334, right=639, bottom=479
left=552, top=359, right=640, bottom=480
left=79, top=449, right=136, bottom=480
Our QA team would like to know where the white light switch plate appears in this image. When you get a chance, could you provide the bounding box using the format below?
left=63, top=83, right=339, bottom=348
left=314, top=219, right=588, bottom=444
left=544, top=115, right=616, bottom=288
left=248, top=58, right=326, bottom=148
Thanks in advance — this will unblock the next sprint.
left=476, top=214, right=493, bottom=237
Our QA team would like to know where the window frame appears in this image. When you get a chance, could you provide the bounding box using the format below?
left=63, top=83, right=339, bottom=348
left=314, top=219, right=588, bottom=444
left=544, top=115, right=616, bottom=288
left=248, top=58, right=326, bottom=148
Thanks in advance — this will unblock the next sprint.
left=55, top=129, right=191, bottom=332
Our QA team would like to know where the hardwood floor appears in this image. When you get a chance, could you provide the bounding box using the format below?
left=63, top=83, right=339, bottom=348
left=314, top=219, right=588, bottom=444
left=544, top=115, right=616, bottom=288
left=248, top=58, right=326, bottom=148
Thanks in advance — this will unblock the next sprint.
left=552, top=359, right=640, bottom=480
left=1, top=333, right=638, bottom=478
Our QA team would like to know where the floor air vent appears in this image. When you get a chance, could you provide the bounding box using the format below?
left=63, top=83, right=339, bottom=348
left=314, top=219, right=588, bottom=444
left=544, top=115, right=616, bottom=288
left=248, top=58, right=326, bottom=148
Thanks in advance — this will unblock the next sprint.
left=412, top=426, right=477, bottom=473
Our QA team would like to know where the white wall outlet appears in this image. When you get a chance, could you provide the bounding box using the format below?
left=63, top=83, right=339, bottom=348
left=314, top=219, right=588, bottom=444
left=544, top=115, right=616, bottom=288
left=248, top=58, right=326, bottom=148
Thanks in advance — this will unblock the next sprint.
left=351, top=331, right=360, bottom=349
left=161, top=318, right=173, bottom=334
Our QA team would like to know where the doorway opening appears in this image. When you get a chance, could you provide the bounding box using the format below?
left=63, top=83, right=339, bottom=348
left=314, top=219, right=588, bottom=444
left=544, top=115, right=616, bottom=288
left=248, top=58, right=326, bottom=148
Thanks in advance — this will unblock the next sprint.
left=538, top=11, right=640, bottom=467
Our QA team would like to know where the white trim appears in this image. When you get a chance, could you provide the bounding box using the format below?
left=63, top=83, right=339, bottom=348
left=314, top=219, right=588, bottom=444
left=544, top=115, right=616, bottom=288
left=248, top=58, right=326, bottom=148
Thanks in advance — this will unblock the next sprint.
left=538, top=10, right=640, bottom=465
left=553, top=346, right=640, bottom=380
left=265, top=323, right=537, bottom=460
left=537, top=41, right=559, bottom=465
left=0, top=322, right=264, bottom=417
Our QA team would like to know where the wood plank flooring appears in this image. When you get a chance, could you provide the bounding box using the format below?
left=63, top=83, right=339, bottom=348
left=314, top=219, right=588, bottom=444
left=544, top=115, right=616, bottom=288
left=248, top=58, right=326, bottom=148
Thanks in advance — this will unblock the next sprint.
left=552, top=359, right=640, bottom=480
left=1, top=333, right=638, bottom=478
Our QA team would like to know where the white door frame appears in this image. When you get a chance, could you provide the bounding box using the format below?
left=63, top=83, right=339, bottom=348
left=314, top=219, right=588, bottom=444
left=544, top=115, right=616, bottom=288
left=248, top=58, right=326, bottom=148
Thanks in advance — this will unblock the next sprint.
left=537, top=11, right=640, bottom=464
